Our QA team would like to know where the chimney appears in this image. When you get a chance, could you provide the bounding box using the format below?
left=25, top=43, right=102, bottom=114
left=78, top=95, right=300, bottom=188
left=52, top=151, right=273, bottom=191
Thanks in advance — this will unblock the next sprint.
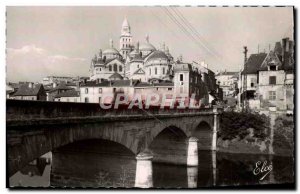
left=282, top=38, right=289, bottom=66
left=28, top=82, right=33, bottom=88
left=243, top=46, right=248, bottom=66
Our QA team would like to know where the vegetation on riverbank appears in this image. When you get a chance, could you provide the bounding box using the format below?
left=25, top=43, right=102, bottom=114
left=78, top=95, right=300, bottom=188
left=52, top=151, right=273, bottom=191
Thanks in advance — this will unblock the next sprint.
left=217, top=111, right=270, bottom=154
left=217, top=111, right=294, bottom=156
left=218, top=111, right=270, bottom=141
left=273, top=115, right=294, bottom=156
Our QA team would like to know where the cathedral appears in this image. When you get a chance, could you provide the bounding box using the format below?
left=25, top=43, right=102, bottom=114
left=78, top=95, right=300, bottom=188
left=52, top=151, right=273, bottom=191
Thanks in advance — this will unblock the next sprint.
left=82, top=17, right=220, bottom=106
left=89, top=17, right=175, bottom=83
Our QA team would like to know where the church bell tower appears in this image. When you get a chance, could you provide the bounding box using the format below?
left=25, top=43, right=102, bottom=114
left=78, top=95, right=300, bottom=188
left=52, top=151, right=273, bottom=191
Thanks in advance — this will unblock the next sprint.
left=120, top=17, right=133, bottom=58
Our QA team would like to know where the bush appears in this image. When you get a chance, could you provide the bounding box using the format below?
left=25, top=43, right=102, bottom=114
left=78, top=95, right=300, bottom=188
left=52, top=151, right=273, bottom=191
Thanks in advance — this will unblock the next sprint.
left=273, top=115, right=294, bottom=151
left=219, top=111, right=269, bottom=140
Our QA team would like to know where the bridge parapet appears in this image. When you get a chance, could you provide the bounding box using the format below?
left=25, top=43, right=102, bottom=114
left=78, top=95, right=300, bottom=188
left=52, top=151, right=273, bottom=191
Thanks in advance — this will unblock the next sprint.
left=7, top=100, right=222, bottom=126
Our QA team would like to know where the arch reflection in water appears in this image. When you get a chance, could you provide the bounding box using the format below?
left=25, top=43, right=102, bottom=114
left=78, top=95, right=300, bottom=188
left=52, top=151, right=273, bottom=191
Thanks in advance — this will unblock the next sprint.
left=50, top=139, right=136, bottom=188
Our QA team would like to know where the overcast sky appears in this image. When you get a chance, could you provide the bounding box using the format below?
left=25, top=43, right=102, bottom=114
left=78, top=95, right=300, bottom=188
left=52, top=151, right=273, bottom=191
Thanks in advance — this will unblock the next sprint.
left=6, top=6, right=294, bottom=82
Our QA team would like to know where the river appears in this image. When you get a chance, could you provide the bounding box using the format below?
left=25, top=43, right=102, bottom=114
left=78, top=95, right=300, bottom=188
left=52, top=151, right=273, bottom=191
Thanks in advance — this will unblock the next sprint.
left=9, top=149, right=294, bottom=188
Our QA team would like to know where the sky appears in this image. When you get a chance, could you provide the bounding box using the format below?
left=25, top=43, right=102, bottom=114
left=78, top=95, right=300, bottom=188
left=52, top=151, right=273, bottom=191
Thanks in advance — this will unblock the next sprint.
left=6, top=6, right=294, bottom=82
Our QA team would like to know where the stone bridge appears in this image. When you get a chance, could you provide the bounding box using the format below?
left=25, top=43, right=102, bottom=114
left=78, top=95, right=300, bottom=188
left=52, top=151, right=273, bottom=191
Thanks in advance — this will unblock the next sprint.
left=7, top=99, right=222, bottom=187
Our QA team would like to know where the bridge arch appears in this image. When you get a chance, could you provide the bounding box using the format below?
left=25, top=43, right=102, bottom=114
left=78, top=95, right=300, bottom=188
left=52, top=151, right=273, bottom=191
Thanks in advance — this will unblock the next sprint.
left=8, top=123, right=144, bottom=176
left=192, top=121, right=213, bottom=150
left=149, top=125, right=188, bottom=165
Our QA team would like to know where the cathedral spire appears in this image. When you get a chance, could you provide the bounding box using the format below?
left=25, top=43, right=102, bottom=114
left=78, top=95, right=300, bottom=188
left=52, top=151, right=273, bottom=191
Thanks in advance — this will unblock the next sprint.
left=121, top=17, right=131, bottom=36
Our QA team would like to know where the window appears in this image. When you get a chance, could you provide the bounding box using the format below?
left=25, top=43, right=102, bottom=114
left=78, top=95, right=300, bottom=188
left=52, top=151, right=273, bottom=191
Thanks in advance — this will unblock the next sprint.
left=163, top=67, right=165, bottom=74
left=250, top=78, right=256, bottom=87
left=270, top=65, right=276, bottom=71
left=195, top=77, right=197, bottom=83
left=137, top=65, right=139, bottom=68
left=180, top=74, right=183, bottom=81
left=119, top=65, right=122, bottom=72
left=109, top=65, right=112, bottom=71
left=84, top=97, right=89, bottom=103
left=85, top=88, right=88, bottom=94
left=113, top=88, right=116, bottom=93
left=114, top=64, right=118, bottom=72
left=99, top=68, right=102, bottom=71
left=190, top=78, right=193, bottom=83
left=269, top=91, right=276, bottom=100
left=168, top=88, right=172, bottom=91
left=99, top=88, right=102, bottom=93
left=155, top=67, right=157, bottom=75
left=99, top=97, right=101, bottom=103
left=149, top=68, right=151, bottom=75
left=269, top=76, right=276, bottom=85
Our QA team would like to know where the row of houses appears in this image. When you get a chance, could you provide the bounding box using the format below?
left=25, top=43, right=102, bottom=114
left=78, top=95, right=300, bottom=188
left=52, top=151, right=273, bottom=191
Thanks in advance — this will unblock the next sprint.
left=7, top=60, right=223, bottom=107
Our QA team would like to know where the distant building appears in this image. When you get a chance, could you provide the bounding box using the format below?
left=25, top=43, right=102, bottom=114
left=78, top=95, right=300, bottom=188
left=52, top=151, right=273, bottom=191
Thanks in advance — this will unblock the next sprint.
left=42, top=76, right=74, bottom=85
left=215, top=71, right=239, bottom=97
left=239, top=37, right=294, bottom=115
left=13, top=83, right=46, bottom=101
left=47, top=83, right=74, bottom=101
left=54, top=89, right=80, bottom=102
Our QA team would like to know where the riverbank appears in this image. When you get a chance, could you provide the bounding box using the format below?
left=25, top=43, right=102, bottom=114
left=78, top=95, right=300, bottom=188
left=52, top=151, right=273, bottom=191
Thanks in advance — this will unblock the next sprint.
left=217, top=137, right=293, bottom=157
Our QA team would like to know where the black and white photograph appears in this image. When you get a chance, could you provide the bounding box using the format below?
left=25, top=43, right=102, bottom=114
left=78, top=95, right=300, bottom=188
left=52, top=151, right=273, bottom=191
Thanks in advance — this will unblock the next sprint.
left=5, top=5, right=295, bottom=189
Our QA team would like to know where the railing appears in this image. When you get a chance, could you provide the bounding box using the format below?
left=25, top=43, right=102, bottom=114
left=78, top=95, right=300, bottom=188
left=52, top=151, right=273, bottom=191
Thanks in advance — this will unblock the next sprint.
left=6, top=99, right=221, bottom=121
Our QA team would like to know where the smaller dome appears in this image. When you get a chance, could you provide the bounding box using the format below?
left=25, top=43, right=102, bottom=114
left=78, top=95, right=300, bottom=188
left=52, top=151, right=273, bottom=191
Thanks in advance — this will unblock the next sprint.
left=103, top=48, right=120, bottom=55
left=139, top=43, right=156, bottom=51
left=146, top=50, right=169, bottom=62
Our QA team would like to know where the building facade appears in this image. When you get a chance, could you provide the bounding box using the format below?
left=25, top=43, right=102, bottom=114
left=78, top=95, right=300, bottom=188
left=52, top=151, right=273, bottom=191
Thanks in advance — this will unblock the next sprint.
left=239, top=37, right=294, bottom=115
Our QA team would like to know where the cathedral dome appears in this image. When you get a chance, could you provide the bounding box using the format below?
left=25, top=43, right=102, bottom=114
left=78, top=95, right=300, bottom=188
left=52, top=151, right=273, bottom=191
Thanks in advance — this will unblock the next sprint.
left=146, top=50, right=169, bottom=62
left=103, top=48, right=120, bottom=55
left=139, top=42, right=156, bottom=51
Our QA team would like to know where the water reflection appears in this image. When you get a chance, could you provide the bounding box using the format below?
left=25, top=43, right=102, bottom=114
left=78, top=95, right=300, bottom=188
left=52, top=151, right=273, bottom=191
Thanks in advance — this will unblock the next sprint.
left=9, top=150, right=294, bottom=188
left=9, top=152, right=52, bottom=187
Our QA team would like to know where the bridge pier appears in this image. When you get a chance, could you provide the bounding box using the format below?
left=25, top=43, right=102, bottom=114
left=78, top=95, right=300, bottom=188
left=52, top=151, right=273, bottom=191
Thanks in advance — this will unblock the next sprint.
left=187, top=137, right=199, bottom=166
left=212, top=107, right=219, bottom=151
left=135, top=150, right=153, bottom=188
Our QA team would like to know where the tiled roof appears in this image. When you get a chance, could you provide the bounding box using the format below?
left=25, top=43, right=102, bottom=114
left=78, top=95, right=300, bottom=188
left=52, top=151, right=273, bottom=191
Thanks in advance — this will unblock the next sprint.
left=133, top=68, right=145, bottom=75
left=13, top=83, right=44, bottom=96
left=81, top=80, right=110, bottom=87
left=241, top=53, right=267, bottom=74
left=174, top=63, right=192, bottom=72
left=135, top=82, right=151, bottom=87
left=49, top=83, right=73, bottom=92
left=153, top=82, right=174, bottom=87
left=110, top=80, right=139, bottom=87
left=55, top=89, right=79, bottom=98
left=81, top=80, right=139, bottom=87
